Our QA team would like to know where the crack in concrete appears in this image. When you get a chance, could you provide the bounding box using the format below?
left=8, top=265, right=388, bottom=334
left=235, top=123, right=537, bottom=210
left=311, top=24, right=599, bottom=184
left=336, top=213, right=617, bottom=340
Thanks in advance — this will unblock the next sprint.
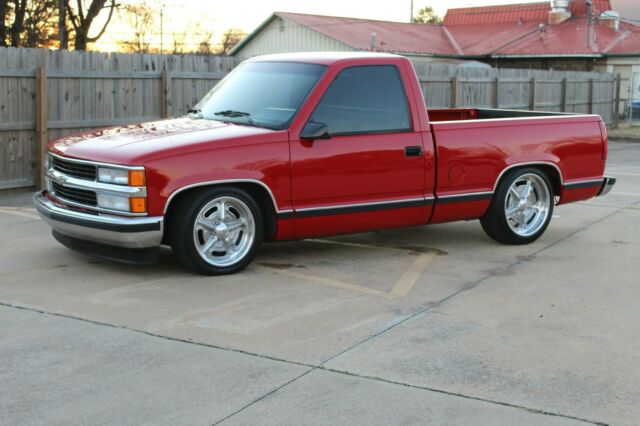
left=2, top=200, right=635, bottom=426
left=0, top=301, right=315, bottom=369
left=207, top=200, right=635, bottom=425
left=1, top=300, right=608, bottom=426
left=210, top=368, right=317, bottom=425
left=313, top=200, right=639, bottom=369
left=319, top=367, right=610, bottom=426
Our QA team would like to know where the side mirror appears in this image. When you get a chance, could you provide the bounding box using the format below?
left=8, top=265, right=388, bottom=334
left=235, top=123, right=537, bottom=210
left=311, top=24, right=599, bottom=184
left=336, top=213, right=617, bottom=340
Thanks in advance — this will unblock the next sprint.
left=301, top=121, right=331, bottom=140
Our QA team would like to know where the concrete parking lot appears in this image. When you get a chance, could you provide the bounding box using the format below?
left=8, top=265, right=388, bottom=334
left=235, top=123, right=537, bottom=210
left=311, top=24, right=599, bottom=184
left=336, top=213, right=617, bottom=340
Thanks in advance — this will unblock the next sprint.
left=1, top=142, right=639, bottom=426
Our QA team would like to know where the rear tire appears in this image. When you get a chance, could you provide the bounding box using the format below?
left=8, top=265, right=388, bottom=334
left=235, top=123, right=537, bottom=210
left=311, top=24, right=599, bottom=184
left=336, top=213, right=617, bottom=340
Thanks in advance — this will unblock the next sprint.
left=169, top=187, right=263, bottom=275
left=480, top=168, right=554, bottom=245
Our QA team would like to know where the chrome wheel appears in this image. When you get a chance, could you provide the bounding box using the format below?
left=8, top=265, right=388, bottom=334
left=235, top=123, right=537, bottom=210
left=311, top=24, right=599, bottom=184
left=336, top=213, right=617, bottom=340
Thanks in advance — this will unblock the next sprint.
left=504, top=173, right=551, bottom=237
left=193, top=196, right=255, bottom=267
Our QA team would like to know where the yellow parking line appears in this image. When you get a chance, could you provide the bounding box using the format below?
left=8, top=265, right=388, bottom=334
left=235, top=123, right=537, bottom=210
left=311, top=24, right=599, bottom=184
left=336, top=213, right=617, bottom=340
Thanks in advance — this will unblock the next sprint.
left=255, top=265, right=391, bottom=298
left=611, top=192, right=640, bottom=197
left=259, top=240, right=439, bottom=299
left=0, top=206, right=36, bottom=211
left=0, top=208, right=39, bottom=220
left=605, top=170, right=640, bottom=177
left=389, top=253, right=435, bottom=298
left=306, top=238, right=396, bottom=251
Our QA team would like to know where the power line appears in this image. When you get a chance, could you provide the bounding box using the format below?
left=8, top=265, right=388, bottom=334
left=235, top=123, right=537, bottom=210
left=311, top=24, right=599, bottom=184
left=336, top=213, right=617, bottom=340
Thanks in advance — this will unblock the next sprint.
left=93, top=40, right=231, bottom=47
left=102, top=31, right=246, bottom=36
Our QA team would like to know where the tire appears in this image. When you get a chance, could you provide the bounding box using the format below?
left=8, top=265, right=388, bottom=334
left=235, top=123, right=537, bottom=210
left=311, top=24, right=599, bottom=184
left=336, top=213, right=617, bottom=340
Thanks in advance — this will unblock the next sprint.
left=169, top=187, right=263, bottom=275
left=480, top=168, right=554, bottom=245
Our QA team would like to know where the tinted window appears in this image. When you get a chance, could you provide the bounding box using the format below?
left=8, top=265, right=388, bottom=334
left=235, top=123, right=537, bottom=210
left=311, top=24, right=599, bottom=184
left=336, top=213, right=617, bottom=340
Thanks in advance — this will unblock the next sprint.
left=309, top=65, right=411, bottom=135
left=194, top=62, right=326, bottom=130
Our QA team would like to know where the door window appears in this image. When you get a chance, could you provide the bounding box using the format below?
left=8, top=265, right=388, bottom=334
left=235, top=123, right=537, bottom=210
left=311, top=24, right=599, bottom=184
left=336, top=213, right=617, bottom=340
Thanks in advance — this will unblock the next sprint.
left=309, top=65, right=411, bottom=135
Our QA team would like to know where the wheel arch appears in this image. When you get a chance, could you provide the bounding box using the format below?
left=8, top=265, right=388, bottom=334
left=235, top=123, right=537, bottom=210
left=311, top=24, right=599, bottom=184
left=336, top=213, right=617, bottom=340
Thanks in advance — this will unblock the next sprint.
left=162, top=180, right=280, bottom=245
left=493, top=162, right=563, bottom=197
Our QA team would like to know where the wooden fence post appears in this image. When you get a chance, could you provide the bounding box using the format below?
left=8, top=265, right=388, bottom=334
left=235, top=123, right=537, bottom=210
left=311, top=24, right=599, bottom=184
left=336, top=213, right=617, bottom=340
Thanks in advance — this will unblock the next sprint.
left=561, top=78, right=568, bottom=112
left=36, top=67, right=48, bottom=190
left=529, top=77, right=536, bottom=111
left=450, top=76, right=457, bottom=108
left=162, top=70, right=172, bottom=118
left=493, top=77, right=499, bottom=108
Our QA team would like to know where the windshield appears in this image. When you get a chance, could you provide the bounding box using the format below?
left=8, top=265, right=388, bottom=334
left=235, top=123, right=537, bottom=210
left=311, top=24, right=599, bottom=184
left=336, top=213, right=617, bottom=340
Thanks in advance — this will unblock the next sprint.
left=191, top=61, right=327, bottom=130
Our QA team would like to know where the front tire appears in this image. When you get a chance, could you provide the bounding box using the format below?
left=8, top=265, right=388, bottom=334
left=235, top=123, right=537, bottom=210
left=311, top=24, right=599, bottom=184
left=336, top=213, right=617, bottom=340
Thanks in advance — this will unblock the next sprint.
left=480, top=168, right=554, bottom=245
left=170, top=187, right=263, bottom=275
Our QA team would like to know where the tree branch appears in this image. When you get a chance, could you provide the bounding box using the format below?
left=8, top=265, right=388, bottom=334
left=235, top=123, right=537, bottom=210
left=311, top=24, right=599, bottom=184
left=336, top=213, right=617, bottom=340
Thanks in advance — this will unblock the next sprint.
left=66, top=2, right=80, bottom=30
left=76, top=0, right=84, bottom=22
left=86, top=0, right=115, bottom=42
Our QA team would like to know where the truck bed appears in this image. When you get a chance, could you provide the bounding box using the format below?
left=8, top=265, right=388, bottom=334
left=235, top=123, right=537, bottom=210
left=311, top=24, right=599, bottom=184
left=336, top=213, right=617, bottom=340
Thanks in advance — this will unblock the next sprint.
left=425, top=108, right=606, bottom=226
left=428, top=108, right=574, bottom=122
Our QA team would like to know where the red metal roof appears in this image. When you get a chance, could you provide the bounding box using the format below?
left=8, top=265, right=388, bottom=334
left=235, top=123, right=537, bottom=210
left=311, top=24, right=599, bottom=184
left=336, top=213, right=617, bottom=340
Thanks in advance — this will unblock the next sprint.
left=277, top=12, right=455, bottom=55
left=235, top=2, right=640, bottom=58
left=445, top=8, right=640, bottom=56
left=492, top=18, right=633, bottom=55
left=444, top=2, right=550, bottom=25
left=570, top=0, right=613, bottom=17
left=444, top=0, right=613, bottom=25
left=444, top=22, right=539, bottom=55
left=605, top=25, right=640, bottom=54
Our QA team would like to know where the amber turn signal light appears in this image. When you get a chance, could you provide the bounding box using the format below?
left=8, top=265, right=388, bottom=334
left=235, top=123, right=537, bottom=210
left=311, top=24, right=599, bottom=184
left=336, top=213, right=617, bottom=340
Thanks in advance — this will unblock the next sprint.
left=129, top=197, right=147, bottom=213
left=128, top=170, right=146, bottom=186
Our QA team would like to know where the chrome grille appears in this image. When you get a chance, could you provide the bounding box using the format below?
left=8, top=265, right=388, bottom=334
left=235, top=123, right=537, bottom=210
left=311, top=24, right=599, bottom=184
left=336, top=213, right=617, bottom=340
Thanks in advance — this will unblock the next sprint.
left=52, top=181, right=97, bottom=206
left=45, top=153, right=147, bottom=217
left=52, top=156, right=97, bottom=181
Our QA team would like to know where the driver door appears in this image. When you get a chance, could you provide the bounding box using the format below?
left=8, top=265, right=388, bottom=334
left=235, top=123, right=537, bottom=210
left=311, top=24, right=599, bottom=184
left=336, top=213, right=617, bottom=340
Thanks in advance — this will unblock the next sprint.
left=289, top=64, right=428, bottom=238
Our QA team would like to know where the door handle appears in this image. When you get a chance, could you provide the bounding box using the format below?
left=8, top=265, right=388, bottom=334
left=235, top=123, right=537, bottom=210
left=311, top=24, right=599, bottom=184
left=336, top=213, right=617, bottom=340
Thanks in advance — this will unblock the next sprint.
left=404, top=146, right=423, bottom=157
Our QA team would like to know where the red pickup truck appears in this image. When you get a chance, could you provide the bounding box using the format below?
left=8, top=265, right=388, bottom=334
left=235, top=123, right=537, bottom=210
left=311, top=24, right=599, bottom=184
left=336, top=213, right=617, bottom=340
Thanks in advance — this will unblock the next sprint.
left=34, top=52, right=615, bottom=275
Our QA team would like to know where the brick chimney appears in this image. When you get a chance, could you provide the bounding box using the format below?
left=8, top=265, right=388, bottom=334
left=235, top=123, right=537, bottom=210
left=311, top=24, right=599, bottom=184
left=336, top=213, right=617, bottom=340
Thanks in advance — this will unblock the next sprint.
left=548, top=0, right=571, bottom=24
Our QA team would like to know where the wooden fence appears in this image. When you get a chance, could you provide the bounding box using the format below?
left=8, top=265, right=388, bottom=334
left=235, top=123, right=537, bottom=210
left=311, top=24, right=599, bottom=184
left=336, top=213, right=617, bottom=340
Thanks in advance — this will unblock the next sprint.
left=0, top=47, right=618, bottom=190
left=0, top=48, right=237, bottom=190
left=413, top=62, right=617, bottom=120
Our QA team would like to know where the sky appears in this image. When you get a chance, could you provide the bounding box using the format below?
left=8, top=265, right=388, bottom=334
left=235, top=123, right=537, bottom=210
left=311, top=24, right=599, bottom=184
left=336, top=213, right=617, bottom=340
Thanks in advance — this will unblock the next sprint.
left=93, top=0, right=640, bottom=52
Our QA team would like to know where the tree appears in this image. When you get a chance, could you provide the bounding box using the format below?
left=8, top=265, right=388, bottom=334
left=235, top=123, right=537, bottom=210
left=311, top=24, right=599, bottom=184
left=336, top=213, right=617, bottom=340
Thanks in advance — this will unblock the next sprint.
left=217, top=29, right=243, bottom=55
left=8, top=0, right=27, bottom=46
left=170, top=30, right=187, bottom=54
left=66, top=0, right=117, bottom=50
left=58, top=0, right=68, bottom=49
left=0, top=1, right=12, bottom=46
left=1, top=0, right=58, bottom=48
left=118, top=0, right=154, bottom=53
left=413, top=6, right=442, bottom=25
left=23, top=0, right=58, bottom=47
left=197, top=37, right=213, bottom=55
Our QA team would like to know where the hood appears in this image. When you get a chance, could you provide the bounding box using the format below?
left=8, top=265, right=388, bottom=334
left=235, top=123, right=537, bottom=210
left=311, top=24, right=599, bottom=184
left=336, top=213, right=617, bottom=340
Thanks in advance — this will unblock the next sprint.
left=49, top=117, right=286, bottom=165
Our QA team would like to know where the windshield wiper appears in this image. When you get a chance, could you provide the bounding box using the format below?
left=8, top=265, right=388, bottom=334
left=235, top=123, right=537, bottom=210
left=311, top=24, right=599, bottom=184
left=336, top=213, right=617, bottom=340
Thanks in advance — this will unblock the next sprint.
left=214, top=110, right=259, bottom=127
left=187, top=108, right=203, bottom=119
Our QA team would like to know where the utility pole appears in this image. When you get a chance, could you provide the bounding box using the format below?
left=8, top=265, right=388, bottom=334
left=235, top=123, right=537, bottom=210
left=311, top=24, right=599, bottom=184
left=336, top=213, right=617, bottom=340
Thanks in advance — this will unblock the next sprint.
left=160, top=4, right=164, bottom=56
left=410, top=0, right=414, bottom=22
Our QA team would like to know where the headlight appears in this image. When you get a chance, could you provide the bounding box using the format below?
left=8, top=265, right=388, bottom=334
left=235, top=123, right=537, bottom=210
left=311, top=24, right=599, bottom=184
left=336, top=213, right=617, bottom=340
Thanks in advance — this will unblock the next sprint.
left=98, top=167, right=129, bottom=185
left=97, top=193, right=131, bottom=212
left=96, top=193, right=147, bottom=213
left=97, top=167, right=146, bottom=186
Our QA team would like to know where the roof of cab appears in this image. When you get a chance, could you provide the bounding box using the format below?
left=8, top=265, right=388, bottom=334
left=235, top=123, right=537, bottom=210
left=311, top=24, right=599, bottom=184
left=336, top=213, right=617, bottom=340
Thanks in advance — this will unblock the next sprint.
left=246, top=51, right=405, bottom=65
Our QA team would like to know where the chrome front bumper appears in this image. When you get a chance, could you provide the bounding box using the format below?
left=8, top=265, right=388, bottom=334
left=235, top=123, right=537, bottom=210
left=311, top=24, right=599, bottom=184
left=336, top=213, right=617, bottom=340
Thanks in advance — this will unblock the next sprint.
left=34, top=192, right=163, bottom=249
left=597, top=176, right=617, bottom=197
